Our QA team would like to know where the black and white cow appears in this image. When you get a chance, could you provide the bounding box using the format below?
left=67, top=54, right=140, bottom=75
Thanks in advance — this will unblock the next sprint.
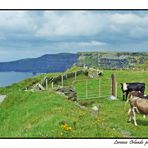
left=120, top=82, right=145, bottom=101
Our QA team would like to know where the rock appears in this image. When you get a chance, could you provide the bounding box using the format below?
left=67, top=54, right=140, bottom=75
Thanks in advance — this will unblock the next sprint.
left=32, top=83, right=45, bottom=91
left=0, top=95, right=6, bottom=104
left=75, top=102, right=86, bottom=109
left=91, top=105, right=99, bottom=117
left=56, top=87, right=77, bottom=101
left=108, top=95, right=117, bottom=100
left=86, top=68, right=103, bottom=78
left=67, top=92, right=77, bottom=101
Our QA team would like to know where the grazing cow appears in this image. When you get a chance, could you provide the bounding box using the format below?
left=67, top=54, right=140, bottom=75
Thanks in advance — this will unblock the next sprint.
left=120, top=82, right=145, bottom=101
left=128, top=91, right=148, bottom=126
left=127, top=91, right=148, bottom=118
left=129, top=91, right=148, bottom=99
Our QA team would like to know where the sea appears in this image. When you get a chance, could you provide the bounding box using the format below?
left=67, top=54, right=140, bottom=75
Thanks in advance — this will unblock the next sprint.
left=0, top=72, right=40, bottom=87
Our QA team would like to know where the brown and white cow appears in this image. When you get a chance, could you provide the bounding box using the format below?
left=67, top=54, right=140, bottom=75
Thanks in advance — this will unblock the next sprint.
left=128, top=91, right=148, bottom=126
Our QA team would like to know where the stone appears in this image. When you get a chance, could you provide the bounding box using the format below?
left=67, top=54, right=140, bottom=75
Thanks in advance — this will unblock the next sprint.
left=0, top=95, right=6, bottom=104
left=87, top=68, right=103, bottom=78
left=56, top=87, right=77, bottom=101
left=75, top=102, right=86, bottom=109
left=32, top=83, right=45, bottom=91
left=67, top=92, right=77, bottom=101
left=91, top=105, right=99, bottom=117
left=108, top=95, right=117, bottom=100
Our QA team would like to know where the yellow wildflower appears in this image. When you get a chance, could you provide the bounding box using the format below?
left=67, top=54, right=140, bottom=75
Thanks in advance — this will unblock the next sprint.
left=61, top=123, right=72, bottom=131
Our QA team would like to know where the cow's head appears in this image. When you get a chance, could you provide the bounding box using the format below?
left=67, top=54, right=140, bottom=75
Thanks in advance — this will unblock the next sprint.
left=120, top=83, right=128, bottom=92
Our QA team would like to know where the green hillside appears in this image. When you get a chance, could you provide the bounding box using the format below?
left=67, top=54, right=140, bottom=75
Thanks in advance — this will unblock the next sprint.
left=0, top=67, right=148, bottom=138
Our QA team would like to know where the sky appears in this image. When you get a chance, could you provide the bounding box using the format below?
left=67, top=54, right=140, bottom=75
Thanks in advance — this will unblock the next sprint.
left=0, top=10, right=148, bottom=62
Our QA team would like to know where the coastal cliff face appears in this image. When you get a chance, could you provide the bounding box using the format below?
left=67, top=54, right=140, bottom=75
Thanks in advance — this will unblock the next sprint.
left=76, top=52, right=148, bottom=70
left=0, top=52, right=147, bottom=73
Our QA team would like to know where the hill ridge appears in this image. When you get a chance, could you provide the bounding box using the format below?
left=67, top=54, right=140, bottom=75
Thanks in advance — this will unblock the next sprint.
left=0, top=53, right=77, bottom=73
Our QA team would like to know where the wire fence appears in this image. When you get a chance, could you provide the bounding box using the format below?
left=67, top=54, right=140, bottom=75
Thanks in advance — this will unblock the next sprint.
left=44, top=70, right=148, bottom=100
left=47, top=71, right=116, bottom=100
left=72, top=77, right=112, bottom=100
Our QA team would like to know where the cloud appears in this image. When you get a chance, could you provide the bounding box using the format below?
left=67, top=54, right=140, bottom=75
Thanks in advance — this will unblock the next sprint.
left=33, top=11, right=148, bottom=43
left=50, top=40, right=107, bottom=50
left=1, top=11, right=148, bottom=40
left=36, top=11, right=103, bottom=37
left=0, top=10, right=148, bottom=61
left=0, top=11, right=36, bottom=35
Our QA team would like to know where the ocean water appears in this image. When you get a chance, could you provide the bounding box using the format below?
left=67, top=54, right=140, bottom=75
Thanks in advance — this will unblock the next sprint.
left=0, top=72, right=39, bottom=87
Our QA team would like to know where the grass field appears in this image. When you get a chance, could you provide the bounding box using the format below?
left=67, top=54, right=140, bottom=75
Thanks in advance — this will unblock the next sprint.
left=0, top=67, right=148, bottom=138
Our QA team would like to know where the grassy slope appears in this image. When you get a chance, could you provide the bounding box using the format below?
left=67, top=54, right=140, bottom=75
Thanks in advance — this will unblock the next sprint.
left=0, top=67, right=148, bottom=138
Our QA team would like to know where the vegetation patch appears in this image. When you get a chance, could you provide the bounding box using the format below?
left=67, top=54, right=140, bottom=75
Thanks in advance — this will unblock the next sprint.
left=0, top=67, right=148, bottom=138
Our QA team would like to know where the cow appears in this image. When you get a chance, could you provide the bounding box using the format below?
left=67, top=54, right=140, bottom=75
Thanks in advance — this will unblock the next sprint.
left=127, top=91, right=148, bottom=119
left=128, top=91, right=148, bottom=126
left=120, top=82, right=145, bottom=101
left=129, top=91, right=148, bottom=99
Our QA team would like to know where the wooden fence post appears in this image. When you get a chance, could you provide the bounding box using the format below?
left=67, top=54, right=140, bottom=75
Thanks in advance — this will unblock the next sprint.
left=61, top=75, right=63, bottom=87
left=52, top=82, right=54, bottom=89
left=75, top=71, right=77, bottom=81
left=86, top=80, right=88, bottom=99
left=45, top=78, right=48, bottom=90
left=111, top=74, right=116, bottom=97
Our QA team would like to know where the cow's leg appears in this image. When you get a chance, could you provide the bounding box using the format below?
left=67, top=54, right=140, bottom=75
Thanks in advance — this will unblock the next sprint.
left=135, top=107, right=140, bottom=113
left=128, top=108, right=132, bottom=122
left=125, top=91, right=129, bottom=101
left=141, top=87, right=145, bottom=95
left=132, top=108, right=138, bottom=126
left=123, top=92, right=125, bottom=101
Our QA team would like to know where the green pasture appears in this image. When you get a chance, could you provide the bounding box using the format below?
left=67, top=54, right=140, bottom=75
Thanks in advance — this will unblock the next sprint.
left=0, top=68, right=148, bottom=138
